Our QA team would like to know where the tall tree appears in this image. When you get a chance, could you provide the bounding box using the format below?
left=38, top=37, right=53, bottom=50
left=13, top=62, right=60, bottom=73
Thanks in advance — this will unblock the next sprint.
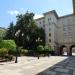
left=5, top=11, right=45, bottom=50
left=5, top=22, right=15, bottom=39
left=15, top=11, right=45, bottom=50
left=0, top=27, right=6, bottom=39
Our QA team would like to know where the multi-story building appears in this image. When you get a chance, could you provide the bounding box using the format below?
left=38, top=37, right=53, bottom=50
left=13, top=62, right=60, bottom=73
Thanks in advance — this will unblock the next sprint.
left=35, top=0, right=75, bottom=56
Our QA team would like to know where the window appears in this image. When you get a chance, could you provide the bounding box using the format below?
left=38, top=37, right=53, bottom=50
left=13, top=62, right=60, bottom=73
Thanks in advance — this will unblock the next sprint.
left=50, top=18, right=51, bottom=20
left=48, top=18, right=51, bottom=21
left=63, top=27, right=67, bottom=31
left=49, top=33, right=51, bottom=36
left=48, top=18, right=49, bottom=21
left=39, top=22, right=41, bottom=24
left=64, top=32, right=68, bottom=36
left=49, top=28, right=51, bottom=31
left=49, top=39, right=51, bottom=42
left=49, top=22, right=51, bottom=25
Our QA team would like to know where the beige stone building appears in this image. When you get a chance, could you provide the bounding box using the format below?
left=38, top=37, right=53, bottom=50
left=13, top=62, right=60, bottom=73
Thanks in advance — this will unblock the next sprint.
left=35, top=0, right=75, bottom=56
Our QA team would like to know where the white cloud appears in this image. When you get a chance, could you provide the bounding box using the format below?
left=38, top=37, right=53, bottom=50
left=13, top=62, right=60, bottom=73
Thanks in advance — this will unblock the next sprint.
left=8, top=10, right=20, bottom=15
left=34, top=14, right=43, bottom=19
left=21, top=8, right=24, bottom=11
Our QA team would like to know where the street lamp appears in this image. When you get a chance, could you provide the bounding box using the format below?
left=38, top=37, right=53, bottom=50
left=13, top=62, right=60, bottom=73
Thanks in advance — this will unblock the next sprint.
left=36, top=37, right=42, bottom=45
left=36, top=37, right=42, bottom=59
left=15, top=30, right=20, bottom=63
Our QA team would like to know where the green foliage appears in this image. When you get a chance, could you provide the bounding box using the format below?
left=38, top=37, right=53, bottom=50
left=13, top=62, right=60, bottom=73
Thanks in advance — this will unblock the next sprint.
left=0, top=27, right=6, bottom=39
left=10, top=11, right=45, bottom=50
left=20, top=49, right=28, bottom=55
left=0, top=48, right=9, bottom=59
left=0, top=40, right=16, bottom=50
left=0, top=48, right=13, bottom=61
left=5, top=22, right=15, bottom=39
left=37, top=45, right=44, bottom=52
left=5, top=11, right=45, bottom=53
left=44, top=45, right=49, bottom=51
left=0, top=48, right=9, bottom=55
left=44, top=45, right=54, bottom=51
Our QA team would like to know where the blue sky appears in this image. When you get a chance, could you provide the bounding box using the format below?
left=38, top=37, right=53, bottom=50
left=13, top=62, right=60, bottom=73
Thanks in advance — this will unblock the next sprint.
left=0, top=0, right=73, bottom=28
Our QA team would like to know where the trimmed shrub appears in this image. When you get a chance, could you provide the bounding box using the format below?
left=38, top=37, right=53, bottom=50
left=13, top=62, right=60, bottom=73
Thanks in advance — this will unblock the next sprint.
left=44, top=45, right=49, bottom=56
left=20, top=49, right=28, bottom=55
left=37, top=45, right=44, bottom=55
left=37, top=45, right=44, bottom=51
left=44, top=45, right=49, bottom=51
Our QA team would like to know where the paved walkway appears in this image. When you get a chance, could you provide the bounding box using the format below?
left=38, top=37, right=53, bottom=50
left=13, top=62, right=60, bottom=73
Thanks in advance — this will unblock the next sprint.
left=37, top=56, right=75, bottom=75
left=0, top=56, right=75, bottom=75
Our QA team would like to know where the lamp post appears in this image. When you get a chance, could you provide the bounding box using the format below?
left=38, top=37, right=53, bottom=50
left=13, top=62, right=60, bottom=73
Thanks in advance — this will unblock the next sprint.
left=36, top=37, right=42, bottom=59
left=15, top=30, right=20, bottom=63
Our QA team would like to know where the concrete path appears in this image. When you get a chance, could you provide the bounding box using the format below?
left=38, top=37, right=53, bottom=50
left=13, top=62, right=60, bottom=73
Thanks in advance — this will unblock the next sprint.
left=0, top=56, right=74, bottom=75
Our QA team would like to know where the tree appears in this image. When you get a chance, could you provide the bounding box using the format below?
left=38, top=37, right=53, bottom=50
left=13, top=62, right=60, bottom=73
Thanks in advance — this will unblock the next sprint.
left=14, top=11, right=45, bottom=50
left=5, top=11, right=45, bottom=53
left=5, top=22, right=15, bottom=39
left=0, top=27, right=6, bottom=39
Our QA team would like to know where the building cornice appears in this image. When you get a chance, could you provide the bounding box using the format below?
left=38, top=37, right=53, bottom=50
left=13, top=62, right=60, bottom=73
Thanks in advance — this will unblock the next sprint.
left=35, top=17, right=44, bottom=21
left=43, top=10, right=59, bottom=19
left=59, top=14, right=74, bottom=19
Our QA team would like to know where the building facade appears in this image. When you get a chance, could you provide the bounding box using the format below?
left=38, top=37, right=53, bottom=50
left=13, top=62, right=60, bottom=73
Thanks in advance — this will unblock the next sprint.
left=35, top=0, right=75, bottom=56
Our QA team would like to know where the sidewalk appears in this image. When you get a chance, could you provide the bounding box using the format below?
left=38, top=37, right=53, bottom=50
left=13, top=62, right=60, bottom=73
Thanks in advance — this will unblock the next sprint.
left=0, top=56, right=70, bottom=75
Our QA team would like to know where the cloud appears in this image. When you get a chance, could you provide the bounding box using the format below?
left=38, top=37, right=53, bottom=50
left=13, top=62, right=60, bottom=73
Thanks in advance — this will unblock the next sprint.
left=21, top=8, right=24, bottom=11
left=8, top=10, right=20, bottom=15
left=8, top=10, right=43, bottom=19
left=34, top=14, right=43, bottom=19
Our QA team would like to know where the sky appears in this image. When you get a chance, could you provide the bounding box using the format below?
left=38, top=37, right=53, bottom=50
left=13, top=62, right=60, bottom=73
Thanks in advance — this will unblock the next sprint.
left=0, top=0, right=73, bottom=28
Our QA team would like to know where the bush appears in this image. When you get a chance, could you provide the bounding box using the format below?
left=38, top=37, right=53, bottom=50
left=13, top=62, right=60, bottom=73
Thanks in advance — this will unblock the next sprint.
left=44, top=45, right=49, bottom=51
left=20, top=49, right=28, bottom=55
left=37, top=45, right=44, bottom=52
left=0, top=40, right=16, bottom=50
left=0, top=48, right=14, bottom=61
left=0, top=40, right=16, bottom=55
left=37, top=45, right=44, bottom=55
left=8, top=49, right=16, bottom=55
left=0, top=48, right=9, bottom=59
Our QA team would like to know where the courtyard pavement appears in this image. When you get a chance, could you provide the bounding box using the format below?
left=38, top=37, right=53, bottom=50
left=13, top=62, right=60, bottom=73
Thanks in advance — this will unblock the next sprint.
left=0, top=56, right=75, bottom=75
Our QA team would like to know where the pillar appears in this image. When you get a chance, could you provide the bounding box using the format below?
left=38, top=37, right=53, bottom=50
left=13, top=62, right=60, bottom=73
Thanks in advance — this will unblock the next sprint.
left=73, top=0, right=75, bottom=14
left=67, top=45, right=70, bottom=56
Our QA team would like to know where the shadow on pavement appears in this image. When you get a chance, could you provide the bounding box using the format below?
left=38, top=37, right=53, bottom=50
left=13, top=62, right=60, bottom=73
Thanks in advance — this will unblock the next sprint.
left=36, top=56, right=75, bottom=75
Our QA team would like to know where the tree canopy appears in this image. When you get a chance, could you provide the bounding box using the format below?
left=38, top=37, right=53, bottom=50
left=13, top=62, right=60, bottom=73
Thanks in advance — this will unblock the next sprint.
left=5, top=11, right=45, bottom=51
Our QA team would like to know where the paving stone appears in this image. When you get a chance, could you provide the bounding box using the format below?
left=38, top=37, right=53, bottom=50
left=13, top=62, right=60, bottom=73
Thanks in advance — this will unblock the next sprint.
left=55, top=68, right=69, bottom=73
left=46, top=71, right=56, bottom=75
left=61, top=74, right=70, bottom=75
left=55, top=65, right=63, bottom=68
left=73, top=71, right=75, bottom=75
left=66, top=67, right=75, bottom=70
left=22, top=65, right=34, bottom=69
left=0, top=56, right=75, bottom=75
